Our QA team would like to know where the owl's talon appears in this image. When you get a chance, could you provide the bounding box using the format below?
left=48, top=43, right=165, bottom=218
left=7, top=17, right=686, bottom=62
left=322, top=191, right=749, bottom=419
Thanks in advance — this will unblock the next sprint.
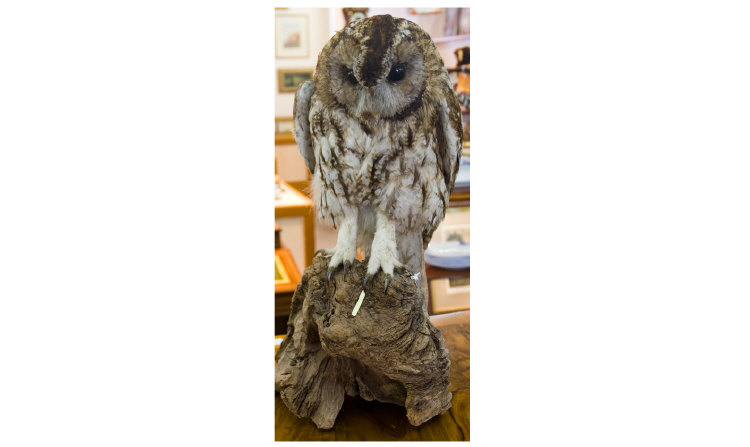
left=327, top=267, right=334, bottom=283
left=343, top=260, right=351, bottom=277
left=363, top=274, right=372, bottom=290
left=384, top=274, right=392, bottom=294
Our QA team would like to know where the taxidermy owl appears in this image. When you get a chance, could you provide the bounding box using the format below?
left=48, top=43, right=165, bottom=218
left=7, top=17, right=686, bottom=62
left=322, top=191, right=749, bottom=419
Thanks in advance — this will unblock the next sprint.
left=294, top=14, right=463, bottom=292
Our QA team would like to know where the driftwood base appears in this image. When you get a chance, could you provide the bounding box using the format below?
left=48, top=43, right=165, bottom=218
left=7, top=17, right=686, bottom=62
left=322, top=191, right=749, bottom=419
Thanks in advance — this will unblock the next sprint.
left=275, top=253, right=452, bottom=429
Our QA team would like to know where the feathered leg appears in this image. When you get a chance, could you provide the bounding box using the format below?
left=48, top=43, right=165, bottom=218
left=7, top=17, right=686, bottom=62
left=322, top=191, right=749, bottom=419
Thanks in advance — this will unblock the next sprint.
left=364, top=209, right=402, bottom=292
left=328, top=213, right=358, bottom=280
left=356, top=205, right=376, bottom=258
left=397, top=230, right=423, bottom=277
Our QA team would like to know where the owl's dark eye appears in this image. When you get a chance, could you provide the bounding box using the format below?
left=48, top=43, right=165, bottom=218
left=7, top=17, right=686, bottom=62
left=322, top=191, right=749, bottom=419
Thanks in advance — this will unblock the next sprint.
left=387, top=63, right=407, bottom=82
left=345, top=68, right=358, bottom=85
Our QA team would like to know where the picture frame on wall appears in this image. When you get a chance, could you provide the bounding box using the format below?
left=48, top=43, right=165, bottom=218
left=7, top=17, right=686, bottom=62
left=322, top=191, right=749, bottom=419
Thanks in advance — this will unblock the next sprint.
left=277, top=68, right=313, bottom=93
left=429, top=277, right=470, bottom=314
left=439, top=223, right=470, bottom=244
left=275, top=14, right=309, bottom=58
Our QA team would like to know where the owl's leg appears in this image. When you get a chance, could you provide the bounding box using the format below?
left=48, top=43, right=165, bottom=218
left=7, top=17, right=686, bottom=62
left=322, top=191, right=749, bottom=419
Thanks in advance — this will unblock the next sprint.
left=356, top=205, right=376, bottom=258
left=327, top=214, right=358, bottom=281
left=364, top=209, right=402, bottom=292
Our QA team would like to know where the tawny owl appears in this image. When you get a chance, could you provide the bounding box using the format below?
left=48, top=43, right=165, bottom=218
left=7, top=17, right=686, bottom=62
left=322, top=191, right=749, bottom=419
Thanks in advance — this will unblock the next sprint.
left=294, top=14, right=463, bottom=292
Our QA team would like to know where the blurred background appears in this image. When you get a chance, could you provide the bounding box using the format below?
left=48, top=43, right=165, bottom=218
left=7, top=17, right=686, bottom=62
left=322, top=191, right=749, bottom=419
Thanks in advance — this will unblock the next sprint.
left=274, top=7, right=470, bottom=333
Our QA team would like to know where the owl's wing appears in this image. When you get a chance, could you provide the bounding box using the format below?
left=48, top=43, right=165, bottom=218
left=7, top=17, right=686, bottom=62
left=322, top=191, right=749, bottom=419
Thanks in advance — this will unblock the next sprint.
left=293, top=80, right=316, bottom=174
left=436, top=85, right=464, bottom=196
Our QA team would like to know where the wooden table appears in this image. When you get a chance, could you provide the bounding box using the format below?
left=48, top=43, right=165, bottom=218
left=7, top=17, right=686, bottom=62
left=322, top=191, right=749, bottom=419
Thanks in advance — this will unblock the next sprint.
left=275, top=310, right=470, bottom=441
left=275, top=180, right=315, bottom=269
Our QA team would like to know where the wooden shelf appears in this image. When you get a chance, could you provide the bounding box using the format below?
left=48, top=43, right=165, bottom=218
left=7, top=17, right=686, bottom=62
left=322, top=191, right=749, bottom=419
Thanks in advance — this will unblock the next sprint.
left=275, top=133, right=296, bottom=145
left=275, top=180, right=315, bottom=269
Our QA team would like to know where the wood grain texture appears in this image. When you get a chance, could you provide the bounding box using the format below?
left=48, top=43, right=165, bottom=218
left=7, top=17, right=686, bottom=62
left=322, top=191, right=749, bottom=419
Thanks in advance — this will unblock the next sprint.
left=275, top=254, right=452, bottom=429
left=275, top=310, right=469, bottom=441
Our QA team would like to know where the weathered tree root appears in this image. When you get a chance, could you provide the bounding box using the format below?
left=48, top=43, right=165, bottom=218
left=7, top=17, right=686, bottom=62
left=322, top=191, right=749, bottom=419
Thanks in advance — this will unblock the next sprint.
left=275, top=253, right=452, bottom=429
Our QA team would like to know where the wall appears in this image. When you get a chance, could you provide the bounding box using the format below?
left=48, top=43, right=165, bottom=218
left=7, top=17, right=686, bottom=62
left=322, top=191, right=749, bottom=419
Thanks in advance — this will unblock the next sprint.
left=274, top=8, right=331, bottom=118
left=275, top=142, right=308, bottom=184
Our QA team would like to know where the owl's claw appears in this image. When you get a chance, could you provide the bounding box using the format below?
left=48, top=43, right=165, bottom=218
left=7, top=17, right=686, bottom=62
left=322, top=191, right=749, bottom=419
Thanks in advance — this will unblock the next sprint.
left=363, top=274, right=372, bottom=291
left=328, top=259, right=351, bottom=283
left=362, top=273, right=392, bottom=293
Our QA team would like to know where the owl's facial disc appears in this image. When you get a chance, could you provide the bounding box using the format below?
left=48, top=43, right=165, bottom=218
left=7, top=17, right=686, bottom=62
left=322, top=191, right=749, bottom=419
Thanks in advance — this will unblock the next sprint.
left=329, top=48, right=425, bottom=120
left=362, top=41, right=426, bottom=119
left=325, top=16, right=428, bottom=120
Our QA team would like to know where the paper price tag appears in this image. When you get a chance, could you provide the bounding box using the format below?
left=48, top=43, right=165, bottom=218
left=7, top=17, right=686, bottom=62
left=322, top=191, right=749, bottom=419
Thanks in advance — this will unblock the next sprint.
left=352, top=290, right=366, bottom=316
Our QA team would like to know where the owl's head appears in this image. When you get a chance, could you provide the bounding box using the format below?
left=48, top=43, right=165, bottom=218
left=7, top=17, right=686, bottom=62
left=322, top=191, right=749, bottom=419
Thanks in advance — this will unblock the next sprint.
left=316, top=15, right=441, bottom=121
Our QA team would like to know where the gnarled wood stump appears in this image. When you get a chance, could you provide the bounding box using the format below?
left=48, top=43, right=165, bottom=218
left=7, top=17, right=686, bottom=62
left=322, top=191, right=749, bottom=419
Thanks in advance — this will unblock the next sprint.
left=275, top=253, right=452, bottom=429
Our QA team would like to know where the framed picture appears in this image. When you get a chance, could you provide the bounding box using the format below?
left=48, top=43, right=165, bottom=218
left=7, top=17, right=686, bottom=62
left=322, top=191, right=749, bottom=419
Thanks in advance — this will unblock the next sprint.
left=275, top=253, right=291, bottom=285
left=429, top=277, right=470, bottom=314
left=432, top=207, right=470, bottom=244
left=275, top=14, right=309, bottom=58
left=277, top=68, right=313, bottom=93
left=274, top=249, right=301, bottom=294
left=428, top=208, right=469, bottom=314
left=275, top=117, right=295, bottom=145
left=440, top=224, right=470, bottom=244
